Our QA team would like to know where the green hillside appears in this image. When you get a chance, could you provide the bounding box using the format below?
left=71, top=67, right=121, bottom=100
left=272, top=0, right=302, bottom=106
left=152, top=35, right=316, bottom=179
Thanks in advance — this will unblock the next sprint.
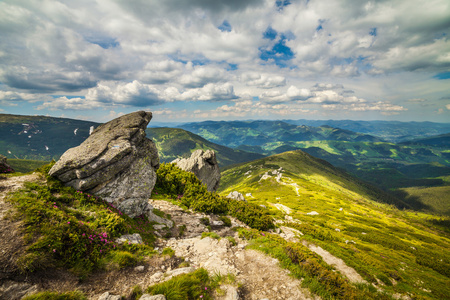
left=0, top=114, right=99, bottom=160
left=146, top=127, right=264, bottom=167
left=219, top=150, right=450, bottom=299
left=179, top=120, right=382, bottom=148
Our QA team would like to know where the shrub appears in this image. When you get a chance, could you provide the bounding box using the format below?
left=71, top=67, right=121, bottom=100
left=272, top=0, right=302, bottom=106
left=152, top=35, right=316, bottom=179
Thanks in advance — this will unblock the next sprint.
left=155, top=163, right=274, bottom=231
left=22, top=290, right=87, bottom=300
left=146, top=268, right=212, bottom=300
left=201, top=232, right=220, bottom=240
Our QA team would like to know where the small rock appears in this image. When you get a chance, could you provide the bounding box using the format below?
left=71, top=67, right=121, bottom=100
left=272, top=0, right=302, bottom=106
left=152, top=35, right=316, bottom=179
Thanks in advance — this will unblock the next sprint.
left=135, top=265, right=145, bottom=272
left=212, top=220, right=224, bottom=226
left=306, top=211, right=319, bottom=216
left=166, top=267, right=195, bottom=277
left=98, top=292, right=121, bottom=300
left=226, top=191, right=246, bottom=202
left=115, top=233, right=143, bottom=244
left=339, top=208, right=343, bottom=211
left=246, top=193, right=253, bottom=197
left=154, top=224, right=166, bottom=230
left=335, top=228, right=340, bottom=232
left=140, top=294, right=166, bottom=300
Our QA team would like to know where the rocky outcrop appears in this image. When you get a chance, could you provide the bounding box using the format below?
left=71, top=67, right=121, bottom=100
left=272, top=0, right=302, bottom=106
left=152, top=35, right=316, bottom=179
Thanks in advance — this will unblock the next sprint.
left=48, top=111, right=160, bottom=219
left=172, top=149, right=220, bottom=192
left=0, top=155, right=14, bottom=173
left=226, top=191, right=246, bottom=202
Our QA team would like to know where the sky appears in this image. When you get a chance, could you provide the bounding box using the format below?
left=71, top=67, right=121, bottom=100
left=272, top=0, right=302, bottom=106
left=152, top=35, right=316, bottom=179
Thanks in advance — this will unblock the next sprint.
left=0, top=0, right=449, bottom=124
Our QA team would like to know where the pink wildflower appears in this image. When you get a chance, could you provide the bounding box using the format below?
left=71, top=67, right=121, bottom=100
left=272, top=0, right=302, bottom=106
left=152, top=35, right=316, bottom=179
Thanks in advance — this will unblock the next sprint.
left=53, top=249, right=56, bottom=252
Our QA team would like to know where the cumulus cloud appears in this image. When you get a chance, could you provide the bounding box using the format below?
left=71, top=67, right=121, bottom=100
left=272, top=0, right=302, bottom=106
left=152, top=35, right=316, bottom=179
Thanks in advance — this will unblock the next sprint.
left=0, top=0, right=447, bottom=120
left=179, top=65, right=228, bottom=88
left=242, top=72, right=286, bottom=88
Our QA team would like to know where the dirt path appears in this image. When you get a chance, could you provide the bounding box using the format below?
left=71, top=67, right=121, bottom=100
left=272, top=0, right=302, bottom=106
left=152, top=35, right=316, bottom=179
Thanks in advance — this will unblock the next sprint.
left=305, top=243, right=366, bottom=284
left=152, top=200, right=317, bottom=300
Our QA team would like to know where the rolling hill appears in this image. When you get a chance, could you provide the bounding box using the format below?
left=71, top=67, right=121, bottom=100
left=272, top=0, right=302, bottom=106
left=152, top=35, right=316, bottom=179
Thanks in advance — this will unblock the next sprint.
left=0, top=114, right=99, bottom=161
left=219, top=150, right=450, bottom=299
left=179, top=120, right=383, bottom=148
left=285, top=119, right=450, bottom=143
left=0, top=114, right=263, bottom=169
left=145, top=127, right=264, bottom=167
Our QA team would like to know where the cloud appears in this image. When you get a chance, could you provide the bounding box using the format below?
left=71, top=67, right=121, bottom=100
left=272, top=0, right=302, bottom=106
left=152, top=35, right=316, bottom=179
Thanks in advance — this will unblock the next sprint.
left=86, top=80, right=166, bottom=106
left=37, top=97, right=103, bottom=111
left=176, top=83, right=238, bottom=101
left=179, top=65, right=228, bottom=88
left=242, top=72, right=286, bottom=88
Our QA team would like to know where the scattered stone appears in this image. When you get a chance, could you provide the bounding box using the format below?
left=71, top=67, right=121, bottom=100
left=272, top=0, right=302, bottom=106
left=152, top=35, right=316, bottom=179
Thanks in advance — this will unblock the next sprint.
left=0, top=154, right=14, bottom=173
left=0, top=280, right=38, bottom=300
left=173, top=149, right=220, bottom=192
left=222, top=285, right=240, bottom=300
left=361, top=232, right=367, bottom=235
left=140, top=294, right=166, bottom=300
left=98, top=292, right=121, bottom=300
left=165, top=267, right=195, bottom=278
left=306, top=211, right=319, bottom=216
left=335, top=228, right=341, bottom=232
left=49, top=111, right=160, bottom=220
left=212, top=220, right=224, bottom=226
left=339, top=208, right=343, bottom=211
left=226, top=191, right=246, bottom=202
left=245, top=193, right=252, bottom=197
left=153, top=224, right=167, bottom=230
left=274, top=203, right=291, bottom=214
left=116, top=233, right=143, bottom=244
left=345, top=240, right=356, bottom=244
left=135, top=265, right=145, bottom=272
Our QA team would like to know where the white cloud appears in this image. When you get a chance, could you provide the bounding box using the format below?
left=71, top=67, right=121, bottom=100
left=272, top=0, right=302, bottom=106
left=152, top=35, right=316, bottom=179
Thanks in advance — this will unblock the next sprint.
left=242, top=72, right=286, bottom=88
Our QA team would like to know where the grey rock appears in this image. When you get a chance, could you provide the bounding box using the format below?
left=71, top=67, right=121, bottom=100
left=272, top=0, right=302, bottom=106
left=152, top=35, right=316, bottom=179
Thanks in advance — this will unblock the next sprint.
left=173, top=149, right=220, bottom=192
left=135, top=265, right=145, bottom=272
left=49, top=111, right=160, bottom=218
left=0, top=280, right=38, bottom=300
left=223, top=285, right=240, bottom=300
left=166, top=266, right=195, bottom=277
left=0, top=154, right=14, bottom=173
left=116, top=233, right=143, bottom=244
left=226, top=191, right=246, bottom=202
left=98, top=292, right=121, bottom=300
left=140, top=294, right=166, bottom=300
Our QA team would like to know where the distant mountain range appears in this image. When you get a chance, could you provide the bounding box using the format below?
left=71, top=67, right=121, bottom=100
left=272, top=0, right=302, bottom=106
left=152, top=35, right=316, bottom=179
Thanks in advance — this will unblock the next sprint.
left=178, top=120, right=383, bottom=148
left=145, top=127, right=263, bottom=166
left=1, top=113, right=449, bottom=214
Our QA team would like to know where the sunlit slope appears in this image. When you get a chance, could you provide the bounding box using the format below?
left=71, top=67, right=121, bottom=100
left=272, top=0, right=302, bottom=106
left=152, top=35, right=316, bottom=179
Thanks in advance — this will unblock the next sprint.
left=145, top=127, right=264, bottom=167
left=219, top=150, right=450, bottom=299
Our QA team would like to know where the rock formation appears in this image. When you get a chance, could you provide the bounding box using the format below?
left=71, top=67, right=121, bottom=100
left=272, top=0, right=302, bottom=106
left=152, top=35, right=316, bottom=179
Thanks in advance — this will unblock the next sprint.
left=0, top=155, right=14, bottom=173
left=226, top=191, right=246, bottom=202
left=172, top=149, right=220, bottom=192
left=49, top=111, right=163, bottom=221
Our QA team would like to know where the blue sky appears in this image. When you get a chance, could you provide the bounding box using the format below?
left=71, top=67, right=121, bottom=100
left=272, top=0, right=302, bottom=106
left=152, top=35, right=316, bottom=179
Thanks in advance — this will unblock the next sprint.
left=0, top=0, right=449, bottom=123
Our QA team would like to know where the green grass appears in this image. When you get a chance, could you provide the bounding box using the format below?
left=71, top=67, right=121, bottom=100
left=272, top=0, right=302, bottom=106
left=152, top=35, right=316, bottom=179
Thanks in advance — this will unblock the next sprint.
left=145, top=268, right=213, bottom=300
left=7, top=163, right=157, bottom=278
left=8, top=159, right=50, bottom=173
left=220, top=151, right=450, bottom=299
left=22, top=291, right=87, bottom=300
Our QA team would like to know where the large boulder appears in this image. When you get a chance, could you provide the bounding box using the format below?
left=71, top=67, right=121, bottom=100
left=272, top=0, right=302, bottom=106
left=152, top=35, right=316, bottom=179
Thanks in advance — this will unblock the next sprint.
left=49, top=111, right=160, bottom=219
left=173, top=149, right=220, bottom=192
left=0, top=155, right=14, bottom=173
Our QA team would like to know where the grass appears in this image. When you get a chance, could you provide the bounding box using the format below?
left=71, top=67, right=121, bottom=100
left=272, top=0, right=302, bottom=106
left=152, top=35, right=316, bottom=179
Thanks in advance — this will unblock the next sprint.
left=145, top=268, right=213, bottom=300
left=8, top=159, right=50, bottom=173
left=219, top=151, right=450, bottom=299
left=22, top=291, right=87, bottom=300
left=7, top=163, right=157, bottom=278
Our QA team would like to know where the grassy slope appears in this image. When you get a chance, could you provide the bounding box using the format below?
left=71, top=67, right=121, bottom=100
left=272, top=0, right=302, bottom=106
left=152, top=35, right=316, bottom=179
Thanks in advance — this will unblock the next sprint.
left=145, top=127, right=264, bottom=167
left=0, top=114, right=99, bottom=161
left=8, top=159, right=50, bottom=173
left=219, top=150, right=450, bottom=299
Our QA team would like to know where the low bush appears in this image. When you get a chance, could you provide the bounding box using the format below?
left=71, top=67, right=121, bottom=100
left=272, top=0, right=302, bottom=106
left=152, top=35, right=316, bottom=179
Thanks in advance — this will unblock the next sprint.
left=22, top=290, right=87, bottom=300
left=155, top=163, right=274, bottom=231
left=8, top=163, right=156, bottom=278
left=145, top=268, right=212, bottom=300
